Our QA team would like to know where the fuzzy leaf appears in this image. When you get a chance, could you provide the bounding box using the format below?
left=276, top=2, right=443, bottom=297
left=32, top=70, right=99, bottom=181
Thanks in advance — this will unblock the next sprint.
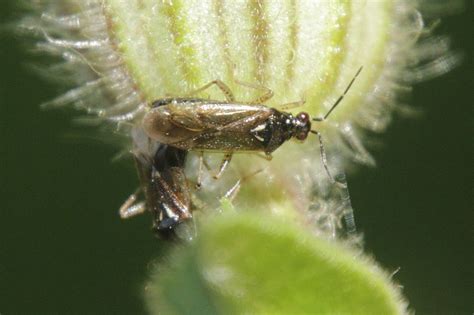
left=146, top=213, right=406, bottom=315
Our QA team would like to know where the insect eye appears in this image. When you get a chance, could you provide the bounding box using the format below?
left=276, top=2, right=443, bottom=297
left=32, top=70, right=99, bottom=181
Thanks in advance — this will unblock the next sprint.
left=297, top=112, right=309, bottom=123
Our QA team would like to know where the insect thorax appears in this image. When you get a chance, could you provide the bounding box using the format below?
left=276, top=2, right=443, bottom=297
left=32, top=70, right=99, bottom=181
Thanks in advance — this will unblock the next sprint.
left=251, top=111, right=295, bottom=154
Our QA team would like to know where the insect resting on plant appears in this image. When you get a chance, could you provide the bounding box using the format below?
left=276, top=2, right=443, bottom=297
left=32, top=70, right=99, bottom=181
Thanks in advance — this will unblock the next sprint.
left=118, top=129, right=263, bottom=240
left=119, top=141, right=194, bottom=240
left=142, top=67, right=363, bottom=186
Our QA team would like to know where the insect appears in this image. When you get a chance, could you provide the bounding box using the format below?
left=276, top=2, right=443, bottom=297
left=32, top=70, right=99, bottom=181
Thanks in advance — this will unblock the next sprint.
left=119, top=128, right=261, bottom=240
left=119, top=143, right=194, bottom=240
left=142, top=67, right=363, bottom=184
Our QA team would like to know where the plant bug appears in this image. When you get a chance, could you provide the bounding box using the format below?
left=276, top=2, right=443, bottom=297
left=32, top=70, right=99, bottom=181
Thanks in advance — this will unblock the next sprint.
left=119, top=143, right=194, bottom=240
left=119, top=128, right=263, bottom=240
left=143, top=67, right=363, bottom=184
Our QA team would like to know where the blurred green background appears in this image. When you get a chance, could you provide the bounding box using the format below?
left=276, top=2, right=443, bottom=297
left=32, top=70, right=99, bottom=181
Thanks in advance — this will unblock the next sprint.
left=0, top=2, right=471, bottom=314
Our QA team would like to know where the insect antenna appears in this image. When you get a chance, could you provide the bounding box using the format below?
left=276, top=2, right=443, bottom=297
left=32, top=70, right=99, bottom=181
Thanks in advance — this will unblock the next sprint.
left=309, top=66, right=362, bottom=185
left=313, top=66, right=363, bottom=122
left=309, top=129, right=336, bottom=184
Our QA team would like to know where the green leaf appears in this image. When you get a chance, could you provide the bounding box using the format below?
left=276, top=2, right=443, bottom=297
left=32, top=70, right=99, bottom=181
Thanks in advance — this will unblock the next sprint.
left=146, top=213, right=407, bottom=314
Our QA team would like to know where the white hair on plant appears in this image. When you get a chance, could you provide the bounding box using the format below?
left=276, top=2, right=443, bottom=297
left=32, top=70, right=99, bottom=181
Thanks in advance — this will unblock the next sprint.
left=21, top=1, right=146, bottom=124
left=20, top=0, right=460, bottom=242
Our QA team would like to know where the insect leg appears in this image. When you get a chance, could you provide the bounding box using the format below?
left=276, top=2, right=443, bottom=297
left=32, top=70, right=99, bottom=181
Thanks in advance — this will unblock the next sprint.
left=120, top=202, right=146, bottom=219
left=233, top=79, right=274, bottom=104
left=119, top=188, right=146, bottom=219
left=224, top=168, right=265, bottom=201
left=186, top=80, right=235, bottom=102
left=214, top=153, right=233, bottom=179
left=252, top=152, right=273, bottom=161
left=310, top=130, right=337, bottom=185
left=278, top=99, right=306, bottom=111
left=202, top=155, right=212, bottom=171
left=196, top=151, right=204, bottom=190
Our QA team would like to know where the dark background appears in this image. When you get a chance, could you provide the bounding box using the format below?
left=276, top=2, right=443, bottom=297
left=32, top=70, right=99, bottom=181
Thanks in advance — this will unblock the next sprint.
left=0, top=2, right=471, bottom=314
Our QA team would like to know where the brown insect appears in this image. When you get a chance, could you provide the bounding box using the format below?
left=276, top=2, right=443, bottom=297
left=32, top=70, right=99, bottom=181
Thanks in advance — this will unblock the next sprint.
left=119, top=133, right=261, bottom=240
left=119, top=143, right=194, bottom=240
left=143, top=67, right=362, bottom=185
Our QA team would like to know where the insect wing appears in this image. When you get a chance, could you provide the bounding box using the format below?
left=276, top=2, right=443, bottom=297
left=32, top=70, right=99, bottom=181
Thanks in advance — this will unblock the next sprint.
left=168, top=102, right=273, bottom=131
left=160, top=102, right=275, bottom=150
